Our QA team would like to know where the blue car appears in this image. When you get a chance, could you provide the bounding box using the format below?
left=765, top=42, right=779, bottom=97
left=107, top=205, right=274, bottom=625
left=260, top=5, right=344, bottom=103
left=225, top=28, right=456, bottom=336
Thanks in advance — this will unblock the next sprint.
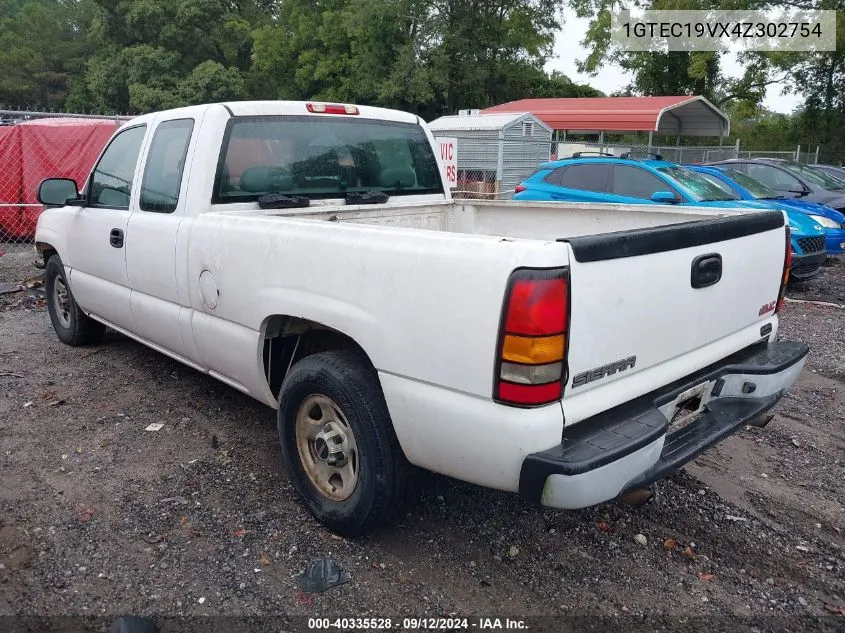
left=687, top=164, right=845, bottom=256
left=514, top=155, right=829, bottom=281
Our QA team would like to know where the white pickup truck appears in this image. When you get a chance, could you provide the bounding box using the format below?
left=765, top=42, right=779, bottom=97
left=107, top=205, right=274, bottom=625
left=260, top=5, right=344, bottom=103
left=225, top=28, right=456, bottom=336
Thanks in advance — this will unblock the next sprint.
left=35, top=101, right=807, bottom=535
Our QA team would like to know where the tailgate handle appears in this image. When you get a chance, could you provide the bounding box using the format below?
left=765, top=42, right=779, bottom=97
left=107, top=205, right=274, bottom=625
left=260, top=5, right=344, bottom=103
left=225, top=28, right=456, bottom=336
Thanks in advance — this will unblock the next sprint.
left=691, top=253, right=722, bottom=288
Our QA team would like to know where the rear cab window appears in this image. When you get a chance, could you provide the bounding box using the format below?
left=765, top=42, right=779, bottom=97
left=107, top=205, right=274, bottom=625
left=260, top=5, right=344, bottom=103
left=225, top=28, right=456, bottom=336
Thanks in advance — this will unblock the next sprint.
left=213, top=116, right=443, bottom=202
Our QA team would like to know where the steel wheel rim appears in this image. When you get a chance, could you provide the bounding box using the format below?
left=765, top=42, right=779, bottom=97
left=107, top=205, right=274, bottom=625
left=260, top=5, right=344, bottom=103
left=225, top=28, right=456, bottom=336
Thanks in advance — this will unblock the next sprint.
left=53, top=276, right=72, bottom=329
left=295, top=394, right=359, bottom=501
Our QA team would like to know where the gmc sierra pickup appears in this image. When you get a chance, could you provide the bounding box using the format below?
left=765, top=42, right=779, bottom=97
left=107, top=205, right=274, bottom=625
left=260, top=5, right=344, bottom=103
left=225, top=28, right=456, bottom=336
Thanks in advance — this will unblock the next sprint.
left=35, top=101, right=807, bottom=535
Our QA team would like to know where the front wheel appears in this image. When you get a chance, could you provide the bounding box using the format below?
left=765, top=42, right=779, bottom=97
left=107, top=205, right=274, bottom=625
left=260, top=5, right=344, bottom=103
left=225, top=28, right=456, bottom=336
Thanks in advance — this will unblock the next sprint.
left=45, top=255, right=105, bottom=346
left=277, top=350, right=413, bottom=536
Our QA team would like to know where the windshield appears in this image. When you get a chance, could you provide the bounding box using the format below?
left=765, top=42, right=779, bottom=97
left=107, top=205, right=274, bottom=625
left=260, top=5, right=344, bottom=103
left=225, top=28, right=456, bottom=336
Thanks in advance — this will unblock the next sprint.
left=786, top=162, right=845, bottom=190
left=719, top=168, right=782, bottom=199
left=214, top=116, right=443, bottom=202
left=657, top=166, right=737, bottom=201
left=694, top=171, right=742, bottom=198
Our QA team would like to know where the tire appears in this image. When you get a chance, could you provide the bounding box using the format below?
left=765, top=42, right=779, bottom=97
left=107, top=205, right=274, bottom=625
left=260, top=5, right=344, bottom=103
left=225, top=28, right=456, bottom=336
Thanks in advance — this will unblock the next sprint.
left=278, top=349, right=413, bottom=536
left=45, top=254, right=105, bottom=346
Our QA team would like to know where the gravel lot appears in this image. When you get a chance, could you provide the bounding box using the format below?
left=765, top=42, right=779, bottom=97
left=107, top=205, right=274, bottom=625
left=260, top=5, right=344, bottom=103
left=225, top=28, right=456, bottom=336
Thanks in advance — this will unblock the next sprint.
left=1, top=243, right=844, bottom=630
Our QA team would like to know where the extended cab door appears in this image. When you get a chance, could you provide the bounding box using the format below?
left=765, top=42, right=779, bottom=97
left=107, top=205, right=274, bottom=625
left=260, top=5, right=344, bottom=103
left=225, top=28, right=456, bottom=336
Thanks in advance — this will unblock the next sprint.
left=125, top=116, right=203, bottom=365
left=63, top=124, right=147, bottom=329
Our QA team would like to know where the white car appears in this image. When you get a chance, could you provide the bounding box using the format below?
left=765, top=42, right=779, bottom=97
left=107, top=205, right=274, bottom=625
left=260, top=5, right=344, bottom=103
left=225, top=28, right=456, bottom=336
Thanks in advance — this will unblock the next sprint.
left=35, top=101, right=807, bottom=535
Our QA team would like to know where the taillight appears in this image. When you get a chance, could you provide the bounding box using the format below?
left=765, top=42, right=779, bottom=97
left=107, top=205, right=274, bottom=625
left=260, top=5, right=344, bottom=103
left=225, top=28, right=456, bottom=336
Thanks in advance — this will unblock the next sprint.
left=306, top=103, right=359, bottom=115
left=494, top=268, right=569, bottom=406
left=514, top=185, right=527, bottom=193
left=775, top=227, right=791, bottom=314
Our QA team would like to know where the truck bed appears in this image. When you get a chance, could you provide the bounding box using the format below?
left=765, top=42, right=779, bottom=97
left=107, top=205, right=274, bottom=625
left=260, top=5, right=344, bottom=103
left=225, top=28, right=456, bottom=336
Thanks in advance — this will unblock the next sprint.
left=252, top=199, right=736, bottom=241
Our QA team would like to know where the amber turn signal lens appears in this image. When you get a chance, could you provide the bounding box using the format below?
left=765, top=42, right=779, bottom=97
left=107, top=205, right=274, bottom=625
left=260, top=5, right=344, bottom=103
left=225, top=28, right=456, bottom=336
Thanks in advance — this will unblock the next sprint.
left=501, top=334, right=564, bottom=364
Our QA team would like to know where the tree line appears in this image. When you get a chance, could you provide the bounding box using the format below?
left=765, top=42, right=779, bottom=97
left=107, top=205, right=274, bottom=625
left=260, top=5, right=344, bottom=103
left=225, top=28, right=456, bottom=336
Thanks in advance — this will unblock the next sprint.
left=0, top=0, right=600, bottom=121
left=1, top=0, right=843, bottom=159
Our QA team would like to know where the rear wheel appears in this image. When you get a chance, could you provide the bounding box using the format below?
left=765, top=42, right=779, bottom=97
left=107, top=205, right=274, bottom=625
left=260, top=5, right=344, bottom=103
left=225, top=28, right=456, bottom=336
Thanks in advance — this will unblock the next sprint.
left=45, top=255, right=105, bottom=346
left=278, top=350, right=413, bottom=536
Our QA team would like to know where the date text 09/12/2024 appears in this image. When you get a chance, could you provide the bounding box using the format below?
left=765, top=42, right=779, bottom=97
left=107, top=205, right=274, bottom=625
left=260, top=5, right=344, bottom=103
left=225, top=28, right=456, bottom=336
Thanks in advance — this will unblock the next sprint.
left=307, top=617, right=528, bottom=630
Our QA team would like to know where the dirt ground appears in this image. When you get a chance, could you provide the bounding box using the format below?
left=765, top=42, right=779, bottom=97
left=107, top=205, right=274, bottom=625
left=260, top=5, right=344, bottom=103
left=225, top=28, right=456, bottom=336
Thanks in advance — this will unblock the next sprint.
left=1, top=243, right=844, bottom=631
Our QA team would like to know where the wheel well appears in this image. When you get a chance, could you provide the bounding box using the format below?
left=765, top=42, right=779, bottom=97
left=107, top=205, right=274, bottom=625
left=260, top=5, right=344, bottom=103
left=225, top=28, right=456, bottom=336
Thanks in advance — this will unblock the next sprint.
left=36, top=242, right=57, bottom=266
left=262, top=315, right=373, bottom=399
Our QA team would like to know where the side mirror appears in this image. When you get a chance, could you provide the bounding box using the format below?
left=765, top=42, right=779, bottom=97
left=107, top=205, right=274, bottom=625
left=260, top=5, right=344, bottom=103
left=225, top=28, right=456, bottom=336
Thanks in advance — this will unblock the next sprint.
left=651, top=191, right=678, bottom=204
left=38, top=178, right=82, bottom=207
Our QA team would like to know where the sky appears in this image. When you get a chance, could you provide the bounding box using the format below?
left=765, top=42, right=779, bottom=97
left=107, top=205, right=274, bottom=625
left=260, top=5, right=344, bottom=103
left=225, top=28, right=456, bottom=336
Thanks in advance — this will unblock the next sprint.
left=546, top=8, right=801, bottom=114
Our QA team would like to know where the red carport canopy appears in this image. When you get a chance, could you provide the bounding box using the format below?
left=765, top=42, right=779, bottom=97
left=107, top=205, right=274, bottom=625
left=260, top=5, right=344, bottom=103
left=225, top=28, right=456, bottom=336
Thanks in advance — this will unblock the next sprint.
left=482, top=96, right=729, bottom=136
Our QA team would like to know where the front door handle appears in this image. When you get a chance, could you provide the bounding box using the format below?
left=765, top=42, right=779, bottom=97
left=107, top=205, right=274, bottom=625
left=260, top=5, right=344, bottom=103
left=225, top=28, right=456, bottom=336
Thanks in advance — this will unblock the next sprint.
left=109, top=228, right=124, bottom=248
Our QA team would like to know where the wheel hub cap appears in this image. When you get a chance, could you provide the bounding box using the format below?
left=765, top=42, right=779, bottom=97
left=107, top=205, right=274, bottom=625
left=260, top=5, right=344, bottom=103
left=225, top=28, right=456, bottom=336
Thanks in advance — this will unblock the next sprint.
left=295, top=395, right=359, bottom=501
left=53, top=277, right=72, bottom=328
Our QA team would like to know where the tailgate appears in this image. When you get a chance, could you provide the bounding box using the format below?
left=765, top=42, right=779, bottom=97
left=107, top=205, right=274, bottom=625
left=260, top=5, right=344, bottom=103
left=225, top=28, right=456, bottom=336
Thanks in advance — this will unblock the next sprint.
left=560, top=212, right=787, bottom=425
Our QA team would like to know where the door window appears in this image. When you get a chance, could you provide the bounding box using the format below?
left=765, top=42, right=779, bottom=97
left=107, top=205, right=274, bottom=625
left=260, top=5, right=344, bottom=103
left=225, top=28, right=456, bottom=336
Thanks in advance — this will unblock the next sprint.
left=140, top=119, right=195, bottom=213
left=88, top=125, right=146, bottom=208
left=610, top=165, right=676, bottom=200
left=746, top=164, right=802, bottom=191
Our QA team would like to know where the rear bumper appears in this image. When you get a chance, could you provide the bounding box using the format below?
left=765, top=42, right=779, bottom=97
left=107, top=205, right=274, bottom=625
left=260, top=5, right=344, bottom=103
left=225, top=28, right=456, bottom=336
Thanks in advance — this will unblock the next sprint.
left=789, top=249, right=827, bottom=281
left=519, top=340, right=808, bottom=509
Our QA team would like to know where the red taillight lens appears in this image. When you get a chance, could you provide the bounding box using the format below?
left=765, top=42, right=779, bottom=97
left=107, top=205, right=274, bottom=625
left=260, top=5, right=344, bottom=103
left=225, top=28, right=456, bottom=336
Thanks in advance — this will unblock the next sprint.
left=775, top=227, right=791, bottom=314
left=514, top=184, right=527, bottom=193
left=505, top=278, right=567, bottom=336
left=306, top=103, right=359, bottom=115
left=495, top=269, right=569, bottom=407
left=498, top=381, right=562, bottom=405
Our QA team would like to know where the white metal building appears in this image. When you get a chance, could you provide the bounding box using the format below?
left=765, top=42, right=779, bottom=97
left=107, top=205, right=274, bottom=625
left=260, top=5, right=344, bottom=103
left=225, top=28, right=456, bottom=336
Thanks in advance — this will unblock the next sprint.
left=428, top=112, right=552, bottom=197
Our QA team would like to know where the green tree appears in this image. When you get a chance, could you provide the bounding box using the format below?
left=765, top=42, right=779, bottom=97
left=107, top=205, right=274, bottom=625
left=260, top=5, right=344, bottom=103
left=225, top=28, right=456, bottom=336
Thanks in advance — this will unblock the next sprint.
left=251, top=0, right=561, bottom=118
left=83, top=0, right=271, bottom=111
left=0, top=0, right=97, bottom=108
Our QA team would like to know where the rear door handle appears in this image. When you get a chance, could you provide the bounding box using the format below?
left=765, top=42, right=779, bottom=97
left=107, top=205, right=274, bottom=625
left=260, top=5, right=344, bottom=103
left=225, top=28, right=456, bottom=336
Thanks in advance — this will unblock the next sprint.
left=691, top=253, right=722, bottom=288
left=109, top=228, right=124, bottom=248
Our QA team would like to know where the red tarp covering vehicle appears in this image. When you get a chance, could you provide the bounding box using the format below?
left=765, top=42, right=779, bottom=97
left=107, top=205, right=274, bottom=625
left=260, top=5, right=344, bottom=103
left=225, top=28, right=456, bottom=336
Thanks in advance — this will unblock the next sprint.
left=0, top=118, right=118, bottom=240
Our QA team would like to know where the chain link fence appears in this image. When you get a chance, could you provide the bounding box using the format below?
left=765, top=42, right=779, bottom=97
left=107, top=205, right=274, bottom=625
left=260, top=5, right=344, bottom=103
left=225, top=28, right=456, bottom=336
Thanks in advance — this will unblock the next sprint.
left=452, top=169, right=499, bottom=199
left=739, top=150, right=799, bottom=161
left=450, top=141, right=825, bottom=199
left=554, top=141, right=739, bottom=164
left=442, top=137, right=551, bottom=200
left=1, top=109, right=130, bottom=243
left=0, top=107, right=839, bottom=226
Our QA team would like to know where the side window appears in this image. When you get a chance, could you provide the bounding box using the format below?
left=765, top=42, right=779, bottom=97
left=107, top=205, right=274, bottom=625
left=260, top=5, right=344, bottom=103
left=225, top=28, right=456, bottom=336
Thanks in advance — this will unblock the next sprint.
left=557, top=164, right=611, bottom=192
left=89, top=125, right=146, bottom=208
left=543, top=167, right=568, bottom=186
left=611, top=165, right=675, bottom=199
left=140, top=119, right=195, bottom=213
left=746, top=164, right=801, bottom=191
